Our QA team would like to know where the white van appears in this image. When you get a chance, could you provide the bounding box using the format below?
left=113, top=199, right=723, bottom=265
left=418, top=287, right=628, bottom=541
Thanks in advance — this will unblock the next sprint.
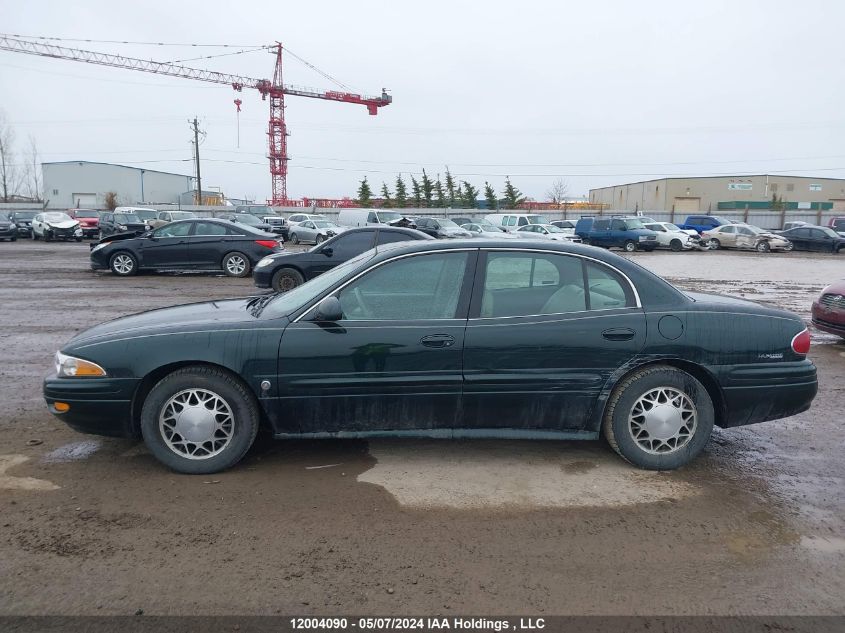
left=484, top=213, right=551, bottom=232
left=337, top=208, right=414, bottom=228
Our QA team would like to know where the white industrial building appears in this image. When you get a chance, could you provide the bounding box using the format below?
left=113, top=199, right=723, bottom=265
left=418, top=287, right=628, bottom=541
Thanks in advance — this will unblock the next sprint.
left=42, top=161, right=195, bottom=209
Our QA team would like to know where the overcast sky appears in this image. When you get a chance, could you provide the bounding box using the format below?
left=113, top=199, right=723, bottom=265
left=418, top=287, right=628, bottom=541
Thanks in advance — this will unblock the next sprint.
left=2, top=0, right=844, bottom=202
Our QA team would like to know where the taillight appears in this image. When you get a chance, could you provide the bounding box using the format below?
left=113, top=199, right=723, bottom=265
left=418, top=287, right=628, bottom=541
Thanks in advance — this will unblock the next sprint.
left=255, top=240, right=278, bottom=249
left=791, top=328, right=811, bottom=355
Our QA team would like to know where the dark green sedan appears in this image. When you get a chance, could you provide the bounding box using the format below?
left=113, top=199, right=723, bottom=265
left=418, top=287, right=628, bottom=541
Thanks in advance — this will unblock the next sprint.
left=44, top=240, right=817, bottom=474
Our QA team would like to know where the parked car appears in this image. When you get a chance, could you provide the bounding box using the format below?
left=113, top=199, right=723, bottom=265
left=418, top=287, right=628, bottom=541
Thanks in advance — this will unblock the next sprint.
left=812, top=281, right=845, bottom=339
left=703, top=224, right=793, bottom=252
left=484, top=213, right=551, bottom=232
left=289, top=219, right=347, bottom=245
left=114, top=207, right=159, bottom=229
left=224, top=213, right=274, bottom=234
left=677, top=215, right=733, bottom=234
left=778, top=226, right=845, bottom=253
left=147, top=210, right=197, bottom=229
left=286, top=213, right=327, bottom=231
left=66, top=209, right=100, bottom=238
left=98, top=211, right=148, bottom=238
left=414, top=217, right=473, bottom=239
left=260, top=215, right=288, bottom=239
left=8, top=210, right=37, bottom=237
left=450, top=216, right=475, bottom=227
left=644, top=222, right=709, bottom=251
left=828, top=216, right=845, bottom=236
left=0, top=212, right=17, bottom=241
left=783, top=220, right=809, bottom=231
left=574, top=216, right=596, bottom=240
left=337, top=208, right=416, bottom=228
left=89, top=218, right=283, bottom=277
left=515, top=224, right=582, bottom=242
left=254, top=226, right=433, bottom=292
left=31, top=212, right=83, bottom=241
left=586, top=217, right=658, bottom=252
left=461, top=221, right=518, bottom=239
left=46, top=239, right=817, bottom=474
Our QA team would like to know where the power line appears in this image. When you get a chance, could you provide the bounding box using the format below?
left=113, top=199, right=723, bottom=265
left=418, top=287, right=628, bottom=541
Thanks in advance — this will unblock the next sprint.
left=0, top=33, right=266, bottom=48
left=164, top=46, right=271, bottom=65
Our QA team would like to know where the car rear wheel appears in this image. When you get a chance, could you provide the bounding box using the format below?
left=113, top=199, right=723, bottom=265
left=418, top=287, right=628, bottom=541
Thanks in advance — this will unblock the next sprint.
left=709, top=238, right=721, bottom=249
left=756, top=240, right=771, bottom=253
left=670, top=239, right=683, bottom=252
left=222, top=252, right=250, bottom=277
left=109, top=251, right=138, bottom=276
left=290, top=232, right=300, bottom=245
left=623, top=240, right=637, bottom=252
left=271, top=267, right=305, bottom=292
left=140, top=366, right=260, bottom=474
left=602, top=365, right=714, bottom=470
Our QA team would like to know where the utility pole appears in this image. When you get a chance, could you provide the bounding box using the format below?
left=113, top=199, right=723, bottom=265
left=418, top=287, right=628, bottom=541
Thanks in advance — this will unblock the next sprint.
left=191, top=117, right=202, bottom=205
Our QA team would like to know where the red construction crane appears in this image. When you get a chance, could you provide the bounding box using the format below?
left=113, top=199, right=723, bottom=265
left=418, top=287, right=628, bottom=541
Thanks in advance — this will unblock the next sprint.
left=0, top=35, right=392, bottom=205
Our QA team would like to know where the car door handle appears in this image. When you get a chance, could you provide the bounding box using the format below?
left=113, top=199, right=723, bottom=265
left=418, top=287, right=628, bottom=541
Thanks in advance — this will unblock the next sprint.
left=602, top=327, right=636, bottom=341
left=420, top=334, right=456, bottom=348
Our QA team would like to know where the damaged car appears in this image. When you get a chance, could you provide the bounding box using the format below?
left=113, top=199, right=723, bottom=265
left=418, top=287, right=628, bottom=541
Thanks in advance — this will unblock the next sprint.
left=31, top=212, right=83, bottom=242
left=703, top=224, right=792, bottom=252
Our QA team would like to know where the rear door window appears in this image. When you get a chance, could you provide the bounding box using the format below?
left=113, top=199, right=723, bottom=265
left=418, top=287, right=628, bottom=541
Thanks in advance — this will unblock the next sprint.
left=329, top=231, right=374, bottom=258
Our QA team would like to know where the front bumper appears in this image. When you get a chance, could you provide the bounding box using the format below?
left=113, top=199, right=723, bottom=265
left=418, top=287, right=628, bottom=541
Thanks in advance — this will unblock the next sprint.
left=0, top=226, right=16, bottom=238
left=253, top=266, right=274, bottom=288
left=43, top=373, right=139, bottom=438
left=16, top=224, right=32, bottom=235
left=79, top=226, right=99, bottom=237
left=715, top=359, right=818, bottom=427
left=811, top=302, right=845, bottom=336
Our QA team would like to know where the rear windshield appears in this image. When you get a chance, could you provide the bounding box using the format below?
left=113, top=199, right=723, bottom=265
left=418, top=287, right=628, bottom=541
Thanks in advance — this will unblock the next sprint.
left=74, top=210, right=99, bottom=218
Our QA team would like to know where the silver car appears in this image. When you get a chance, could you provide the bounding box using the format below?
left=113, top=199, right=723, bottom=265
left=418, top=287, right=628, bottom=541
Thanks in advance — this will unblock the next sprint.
left=289, top=219, right=347, bottom=245
left=461, top=221, right=519, bottom=239
left=515, top=224, right=582, bottom=242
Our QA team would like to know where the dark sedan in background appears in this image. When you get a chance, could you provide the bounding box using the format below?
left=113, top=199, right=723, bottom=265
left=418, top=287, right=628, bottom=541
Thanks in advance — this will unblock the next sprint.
left=224, top=213, right=274, bottom=234
left=0, top=212, right=17, bottom=241
left=8, top=211, right=37, bottom=237
left=778, top=226, right=845, bottom=253
left=98, top=211, right=148, bottom=238
left=812, top=280, right=845, bottom=339
left=254, top=226, right=432, bottom=291
left=90, top=218, right=283, bottom=277
left=414, top=217, right=473, bottom=239
left=48, top=240, right=816, bottom=474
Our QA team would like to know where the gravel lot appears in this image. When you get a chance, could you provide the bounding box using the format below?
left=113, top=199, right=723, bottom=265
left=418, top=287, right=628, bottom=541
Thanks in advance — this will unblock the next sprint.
left=0, top=241, right=843, bottom=615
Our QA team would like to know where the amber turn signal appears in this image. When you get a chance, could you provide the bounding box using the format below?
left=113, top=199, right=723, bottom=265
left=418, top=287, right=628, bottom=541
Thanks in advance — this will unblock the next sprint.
left=53, top=402, right=70, bottom=413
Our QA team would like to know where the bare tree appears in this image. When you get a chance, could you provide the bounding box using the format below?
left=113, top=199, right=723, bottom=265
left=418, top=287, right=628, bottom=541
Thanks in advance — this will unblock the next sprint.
left=0, top=111, right=18, bottom=203
left=545, top=178, right=570, bottom=204
left=24, top=135, right=42, bottom=202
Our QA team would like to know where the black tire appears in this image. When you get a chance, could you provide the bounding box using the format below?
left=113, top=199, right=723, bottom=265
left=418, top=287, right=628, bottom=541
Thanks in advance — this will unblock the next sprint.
left=10, top=236, right=16, bottom=242
left=44, top=231, right=53, bottom=242
left=709, top=238, right=721, bottom=250
left=756, top=240, right=771, bottom=253
left=140, top=366, right=260, bottom=474
left=623, top=240, right=637, bottom=252
left=75, top=236, right=82, bottom=242
left=109, top=251, right=138, bottom=276
left=271, top=267, right=305, bottom=292
left=222, top=251, right=251, bottom=277
left=316, top=234, right=325, bottom=244
left=602, top=364, right=714, bottom=470
left=670, top=239, right=683, bottom=252
left=290, top=232, right=300, bottom=245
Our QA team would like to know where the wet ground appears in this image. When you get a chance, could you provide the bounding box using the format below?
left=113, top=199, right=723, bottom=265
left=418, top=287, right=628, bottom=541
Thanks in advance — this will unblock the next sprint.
left=0, top=241, right=843, bottom=615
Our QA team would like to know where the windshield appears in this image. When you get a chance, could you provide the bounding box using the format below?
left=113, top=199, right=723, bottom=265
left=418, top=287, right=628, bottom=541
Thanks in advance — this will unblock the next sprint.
left=313, top=221, right=337, bottom=229
left=545, top=225, right=565, bottom=233
left=624, top=218, right=646, bottom=229
left=265, top=250, right=376, bottom=317
left=713, top=216, right=732, bottom=225
left=12, top=211, right=37, bottom=219
left=133, top=210, right=157, bottom=221
left=439, top=219, right=460, bottom=228
left=44, top=212, right=72, bottom=222
left=665, top=223, right=682, bottom=231
left=234, top=214, right=260, bottom=224
left=820, top=227, right=839, bottom=238
left=243, top=206, right=271, bottom=214
left=744, top=225, right=765, bottom=234
left=478, top=221, right=499, bottom=231
left=74, top=210, right=99, bottom=218
left=377, top=211, right=403, bottom=223
left=114, top=214, right=138, bottom=224
left=172, top=212, right=196, bottom=220
left=527, top=215, right=550, bottom=225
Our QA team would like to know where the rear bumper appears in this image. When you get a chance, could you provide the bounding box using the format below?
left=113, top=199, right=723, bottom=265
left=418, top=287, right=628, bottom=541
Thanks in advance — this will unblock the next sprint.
left=715, top=360, right=818, bottom=427
left=43, top=373, right=139, bottom=438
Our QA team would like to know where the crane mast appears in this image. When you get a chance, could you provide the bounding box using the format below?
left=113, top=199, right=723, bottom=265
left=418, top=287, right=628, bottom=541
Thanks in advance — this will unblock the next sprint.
left=0, top=35, right=392, bottom=205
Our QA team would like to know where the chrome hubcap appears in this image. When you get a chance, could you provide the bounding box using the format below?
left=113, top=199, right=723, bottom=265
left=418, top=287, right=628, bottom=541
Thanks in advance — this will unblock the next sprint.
left=226, top=256, right=246, bottom=275
left=628, top=387, right=697, bottom=454
left=113, top=254, right=133, bottom=273
left=159, top=388, right=234, bottom=460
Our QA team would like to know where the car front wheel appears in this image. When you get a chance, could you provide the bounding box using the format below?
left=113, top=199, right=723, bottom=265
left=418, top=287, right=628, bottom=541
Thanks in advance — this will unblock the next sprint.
left=602, top=365, right=714, bottom=470
left=623, top=240, right=637, bottom=252
left=109, top=251, right=138, bottom=276
left=271, top=267, right=305, bottom=292
left=709, top=238, right=720, bottom=249
left=290, top=233, right=300, bottom=245
left=140, top=366, right=260, bottom=474
left=222, top=252, right=250, bottom=277
left=756, top=241, right=771, bottom=253
left=670, top=239, right=683, bottom=252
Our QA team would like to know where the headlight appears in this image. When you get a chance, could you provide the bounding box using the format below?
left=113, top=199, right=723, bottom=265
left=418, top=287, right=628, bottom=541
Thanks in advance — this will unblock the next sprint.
left=117, top=224, right=127, bottom=231
left=91, top=242, right=109, bottom=254
left=256, top=257, right=275, bottom=268
left=55, top=351, right=107, bottom=378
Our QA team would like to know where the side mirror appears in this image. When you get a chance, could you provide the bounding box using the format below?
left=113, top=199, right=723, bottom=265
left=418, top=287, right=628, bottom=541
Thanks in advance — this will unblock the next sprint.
left=313, top=296, right=342, bottom=322
left=321, top=247, right=333, bottom=257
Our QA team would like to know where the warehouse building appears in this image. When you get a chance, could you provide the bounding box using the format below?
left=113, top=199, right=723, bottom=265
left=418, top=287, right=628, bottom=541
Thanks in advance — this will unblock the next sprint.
left=589, top=174, right=845, bottom=214
left=43, top=161, right=195, bottom=209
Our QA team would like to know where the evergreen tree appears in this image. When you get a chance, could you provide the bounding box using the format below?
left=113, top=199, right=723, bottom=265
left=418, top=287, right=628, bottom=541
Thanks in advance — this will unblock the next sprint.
left=463, top=181, right=479, bottom=209
left=421, top=169, right=435, bottom=207
left=395, top=174, right=408, bottom=208
left=357, top=176, right=372, bottom=207
left=502, top=177, right=526, bottom=210
left=381, top=182, right=393, bottom=208
left=444, top=168, right=456, bottom=207
left=483, top=181, right=497, bottom=210
left=455, top=182, right=464, bottom=208
left=434, top=178, right=446, bottom=208
left=410, top=175, right=423, bottom=207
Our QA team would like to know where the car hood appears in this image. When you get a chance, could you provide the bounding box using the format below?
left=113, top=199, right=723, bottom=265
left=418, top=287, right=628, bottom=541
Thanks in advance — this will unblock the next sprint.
left=65, top=297, right=285, bottom=350
left=45, top=220, right=79, bottom=229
